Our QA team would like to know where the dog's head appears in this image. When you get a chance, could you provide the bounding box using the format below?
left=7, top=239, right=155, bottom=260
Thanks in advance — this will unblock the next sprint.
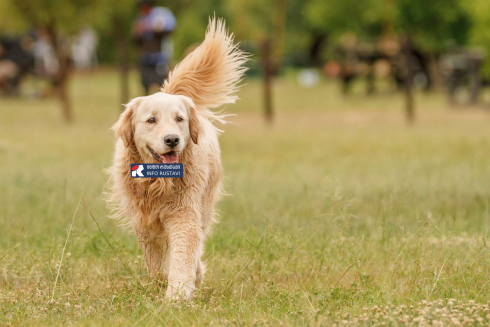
left=113, top=93, right=201, bottom=163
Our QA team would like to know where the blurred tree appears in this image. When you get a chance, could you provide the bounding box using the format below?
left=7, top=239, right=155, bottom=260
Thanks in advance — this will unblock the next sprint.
left=159, top=0, right=231, bottom=62
left=395, top=0, right=471, bottom=121
left=0, top=1, right=28, bottom=33
left=305, top=0, right=392, bottom=96
left=3, top=0, right=485, bottom=122
left=465, top=0, right=490, bottom=79
left=305, top=0, right=472, bottom=122
left=395, top=0, right=472, bottom=90
left=7, top=0, right=97, bottom=123
left=395, top=0, right=471, bottom=54
left=306, top=0, right=386, bottom=40
left=305, top=0, right=471, bottom=69
left=226, top=0, right=287, bottom=123
left=96, top=0, right=136, bottom=109
left=283, top=0, right=324, bottom=67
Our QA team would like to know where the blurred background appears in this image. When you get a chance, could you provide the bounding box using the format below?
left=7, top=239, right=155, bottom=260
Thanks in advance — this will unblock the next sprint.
left=1, top=0, right=490, bottom=121
left=3, top=1, right=490, bottom=324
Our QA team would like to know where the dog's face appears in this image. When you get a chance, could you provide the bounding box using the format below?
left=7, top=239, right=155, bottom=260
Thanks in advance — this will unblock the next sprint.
left=113, top=93, right=201, bottom=163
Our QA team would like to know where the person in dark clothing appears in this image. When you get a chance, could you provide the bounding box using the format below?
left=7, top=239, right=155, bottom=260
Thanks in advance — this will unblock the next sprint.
left=0, top=35, right=35, bottom=95
left=134, top=0, right=176, bottom=95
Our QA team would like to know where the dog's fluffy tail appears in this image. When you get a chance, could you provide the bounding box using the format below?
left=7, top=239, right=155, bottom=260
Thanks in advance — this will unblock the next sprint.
left=162, top=17, right=248, bottom=113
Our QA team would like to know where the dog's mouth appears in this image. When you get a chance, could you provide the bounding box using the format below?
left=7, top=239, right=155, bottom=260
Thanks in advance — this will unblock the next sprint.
left=148, top=146, right=179, bottom=164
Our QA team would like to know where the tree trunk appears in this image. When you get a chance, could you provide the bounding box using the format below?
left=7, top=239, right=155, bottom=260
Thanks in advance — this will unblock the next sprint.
left=309, top=32, right=327, bottom=67
left=261, top=39, right=273, bottom=124
left=49, top=25, right=72, bottom=123
left=469, top=58, right=481, bottom=105
left=235, top=0, right=249, bottom=41
left=259, top=0, right=287, bottom=124
left=426, top=53, right=442, bottom=90
left=271, top=0, right=287, bottom=72
left=114, top=15, right=130, bottom=109
left=58, top=75, right=72, bottom=122
left=366, top=61, right=376, bottom=95
left=402, top=36, right=414, bottom=124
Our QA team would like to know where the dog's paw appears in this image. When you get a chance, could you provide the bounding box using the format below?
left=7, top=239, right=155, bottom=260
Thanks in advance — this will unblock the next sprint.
left=166, top=281, right=194, bottom=300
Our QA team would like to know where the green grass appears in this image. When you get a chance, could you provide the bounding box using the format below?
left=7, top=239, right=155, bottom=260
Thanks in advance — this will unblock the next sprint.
left=2, top=70, right=490, bottom=325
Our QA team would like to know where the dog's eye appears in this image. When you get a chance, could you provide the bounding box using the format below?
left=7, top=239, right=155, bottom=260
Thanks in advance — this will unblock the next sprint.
left=176, top=116, right=183, bottom=122
left=147, top=118, right=156, bottom=124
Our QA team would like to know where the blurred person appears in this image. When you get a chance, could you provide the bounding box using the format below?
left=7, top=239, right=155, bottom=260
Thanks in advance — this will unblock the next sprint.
left=133, top=0, right=176, bottom=95
left=0, top=34, right=35, bottom=95
left=32, top=26, right=76, bottom=99
left=71, top=26, right=98, bottom=71
left=32, top=27, right=59, bottom=77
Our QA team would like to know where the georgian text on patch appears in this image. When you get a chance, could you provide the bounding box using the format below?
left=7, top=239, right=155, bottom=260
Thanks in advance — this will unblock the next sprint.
left=131, top=164, right=183, bottom=178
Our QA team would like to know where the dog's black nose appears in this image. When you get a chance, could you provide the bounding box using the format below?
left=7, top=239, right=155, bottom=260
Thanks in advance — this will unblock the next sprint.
left=164, top=134, right=180, bottom=148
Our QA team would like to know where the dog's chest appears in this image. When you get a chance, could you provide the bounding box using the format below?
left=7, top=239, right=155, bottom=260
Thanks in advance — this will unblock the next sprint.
left=129, top=178, right=190, bottom=217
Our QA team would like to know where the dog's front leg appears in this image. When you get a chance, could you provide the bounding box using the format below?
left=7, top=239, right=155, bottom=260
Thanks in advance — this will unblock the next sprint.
left=135, top=229, right=166, bottom=283
left=164, top=216, right=202, bottom=299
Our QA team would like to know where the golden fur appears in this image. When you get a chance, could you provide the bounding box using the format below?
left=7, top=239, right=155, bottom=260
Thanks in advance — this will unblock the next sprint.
left=106, top=18, right=247, bottom=299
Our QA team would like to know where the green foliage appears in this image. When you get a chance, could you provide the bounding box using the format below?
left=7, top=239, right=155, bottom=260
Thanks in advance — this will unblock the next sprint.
left=93, top=0, right=136, bottom=33
left=0, top=1, right=28, bottom=32
left=171, top=10, right=210, bottom=61
left=395, top=0, right=472, bottom=52
left=464, top=0, right=490, bottom=78
left=0, top=0, right=488, bottom=73
left=9, top=0, right=98, bottom=34
left=306, top=0, right=387, bottom=39
left=92, top=0, right=138, bottom=63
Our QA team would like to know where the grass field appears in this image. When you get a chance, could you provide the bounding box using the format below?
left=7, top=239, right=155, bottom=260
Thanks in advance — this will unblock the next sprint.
left=2, top=71, right=490, bottom=326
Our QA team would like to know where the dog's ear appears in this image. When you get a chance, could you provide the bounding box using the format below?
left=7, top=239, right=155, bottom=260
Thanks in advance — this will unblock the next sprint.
left=189, top=105, right=202, bottom=145
left=113, top=97, right=142, bottom=147
left=178, top=95, right=201, bottom=145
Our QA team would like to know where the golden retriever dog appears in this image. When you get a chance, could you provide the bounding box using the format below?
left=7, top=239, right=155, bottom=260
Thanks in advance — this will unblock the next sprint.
left=106, top=18, right=247, bottom=299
